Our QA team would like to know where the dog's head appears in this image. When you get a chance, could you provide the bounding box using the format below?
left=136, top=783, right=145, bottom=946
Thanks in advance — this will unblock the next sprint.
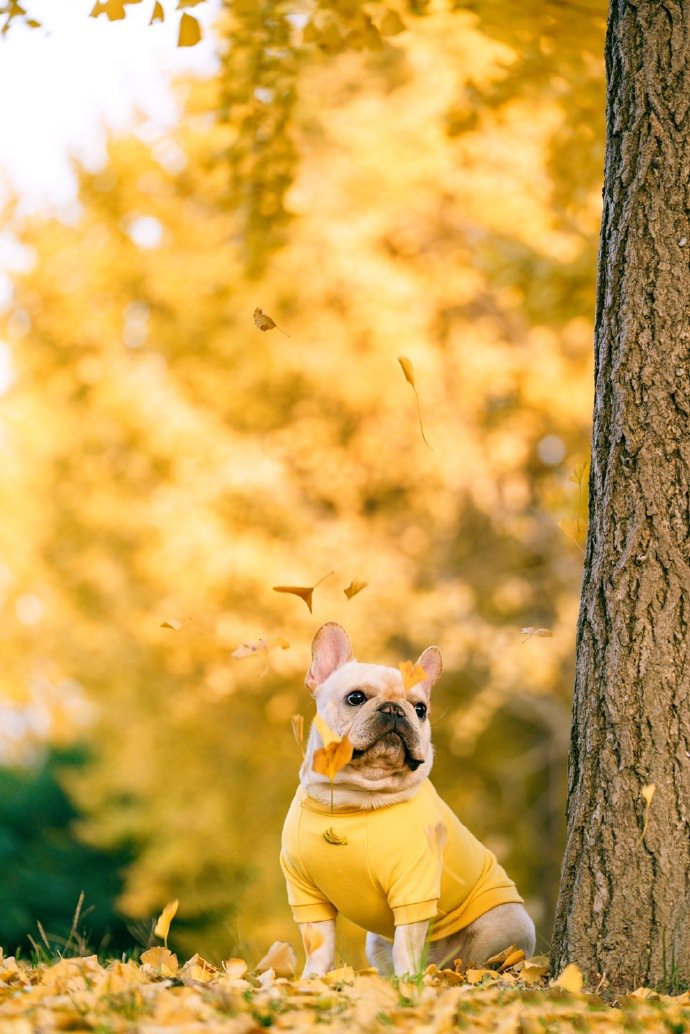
left=299, top=623, right=442, bottom=809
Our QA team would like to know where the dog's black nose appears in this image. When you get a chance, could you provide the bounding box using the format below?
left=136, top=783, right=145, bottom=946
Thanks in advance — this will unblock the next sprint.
left=378, top=701, right=406, bottom=718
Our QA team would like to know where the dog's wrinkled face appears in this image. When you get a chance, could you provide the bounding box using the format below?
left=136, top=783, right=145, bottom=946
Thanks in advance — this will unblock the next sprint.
left=300, top=623, right=442, bottom=809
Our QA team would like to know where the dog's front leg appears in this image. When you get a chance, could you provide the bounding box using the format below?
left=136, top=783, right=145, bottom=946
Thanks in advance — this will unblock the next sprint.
left=299, top=920, right=336, bottom=977
left=392, top=920, right=429, bottom=976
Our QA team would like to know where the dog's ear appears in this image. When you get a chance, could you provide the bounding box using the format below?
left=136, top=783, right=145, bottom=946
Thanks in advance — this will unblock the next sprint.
left=306, top=623, right=353, bottom=693
left=414, top=646, right=442, bottom=699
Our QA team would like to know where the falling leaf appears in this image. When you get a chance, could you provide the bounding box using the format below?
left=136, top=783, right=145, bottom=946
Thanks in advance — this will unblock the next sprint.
left=255, top=941, right=297, bottom=978
left=273, top=571, right=334, bottom=613
left=466, top=968, right=498, bottom=984
left=231, top=636, right=289, bottom=659
left=521, top=956, right=550, bottom=984
left=343, top=579, right=368, bottom=599
left=161, top=618, right=184, bottom=631
left=399, top=660, right=428, bottom=693
left=150, top=0, right=164, bottom=21
left=313, top=737, right=354, bottom=781
left=558, top=518, right=586, bottom=553
left=253, top=307, right=290, bottom=337
left=520, top=627, right=553, bottom=642
left=301, top=925, right=325, bottom=955
left=177, top=0, right=205, bottom=6
left=552, top=962, right=584, bottom=993
left=90, top=0, right=126, bottom=19
left=177, top=11, right=201, bottom=45
left=291, top=714, right=304, bottom=753
left=398, top=355, right=432, bottom=450
left=140, top=947, right=179, bottom=976
left=314, top=713, right=340, bottom=747
left=380, top=7, right=405, bottom=35
left=154, top=900, right=178, bottom=947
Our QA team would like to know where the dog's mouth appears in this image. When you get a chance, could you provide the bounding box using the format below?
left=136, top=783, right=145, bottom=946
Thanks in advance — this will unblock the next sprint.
left=351, top=730, right=425, bottom=772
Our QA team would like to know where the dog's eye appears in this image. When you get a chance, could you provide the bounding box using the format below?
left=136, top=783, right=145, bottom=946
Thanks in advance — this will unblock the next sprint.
left=345, top=690, right=367, bottom=706
left=414, top=702, right=427, bottom=720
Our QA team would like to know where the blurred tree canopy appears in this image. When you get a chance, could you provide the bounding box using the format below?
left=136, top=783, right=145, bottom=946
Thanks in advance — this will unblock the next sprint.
left=0, top=0, right=604, bottom=962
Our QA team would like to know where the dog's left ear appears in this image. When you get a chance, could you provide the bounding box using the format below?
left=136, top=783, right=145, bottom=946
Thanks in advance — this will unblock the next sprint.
left=414, top=646, right=442, bottom=700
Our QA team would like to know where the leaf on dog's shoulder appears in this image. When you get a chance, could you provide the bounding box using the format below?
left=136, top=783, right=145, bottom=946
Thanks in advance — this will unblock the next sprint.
left=520, top=627, right=553, bottom=642
left=273, top=571, right=334, bottom=613
left=399, top=660, right=428, bottom=693
left=344, top=579, right=368, bottom=600
left=255, top=941, right=297, bottom=978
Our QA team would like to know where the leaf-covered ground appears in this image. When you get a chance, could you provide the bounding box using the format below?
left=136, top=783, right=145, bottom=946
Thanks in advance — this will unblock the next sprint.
left=1, top=947, right=689, bottom=1034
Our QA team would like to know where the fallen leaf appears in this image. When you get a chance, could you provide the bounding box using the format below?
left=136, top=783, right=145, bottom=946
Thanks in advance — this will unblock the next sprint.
left=486, top=945, right=525, bottom=970
left=154, top=900, right=179, bottom=947
left=343, top=579, right=368, bottom=600
left=397, top=977, right=419, bottom=1000
left=223, top=958, right=248, bottom=979
left=253, top=307, right=290, bottom=337
left=181, top=953, right=217, bottom=983
left=149, top=0, right=164, bottom=22
left=552, top=962, right=584, bottom=993
left=177, top=11, right=201, bottom=45
left=399, top=660, right=428, bottom=693
left=255, top=942, right=297, bottom=978
left=273, top=571, right=334, bottom=613
left=398, top=355, right=432, bottom=450
left=322, top=965, right=355, bottom=986
left=140, top=947, right=179, bottom=976
left=380, top=8, right=405, bottom=35
left=521, top=961, right=550, bottom=984
left=466, top=968, right=498, bottom=984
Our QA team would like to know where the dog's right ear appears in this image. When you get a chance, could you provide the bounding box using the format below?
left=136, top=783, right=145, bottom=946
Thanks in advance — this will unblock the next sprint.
left=305, top=623, right=353, bottom=693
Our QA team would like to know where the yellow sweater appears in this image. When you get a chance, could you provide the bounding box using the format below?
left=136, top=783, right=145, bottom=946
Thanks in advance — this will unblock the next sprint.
left=280, top=779, right=523, bottom=941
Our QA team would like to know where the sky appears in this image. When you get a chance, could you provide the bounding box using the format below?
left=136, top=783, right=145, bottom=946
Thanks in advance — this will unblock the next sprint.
left=0, top=0, right=219, bottom=212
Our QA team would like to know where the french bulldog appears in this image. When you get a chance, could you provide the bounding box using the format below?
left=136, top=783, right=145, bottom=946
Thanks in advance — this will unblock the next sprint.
left=281, top=622, right=536, bottom=977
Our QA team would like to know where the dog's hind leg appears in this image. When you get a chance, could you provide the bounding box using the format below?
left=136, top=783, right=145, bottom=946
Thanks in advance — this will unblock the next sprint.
left=365, top=932, right=394, bottom=976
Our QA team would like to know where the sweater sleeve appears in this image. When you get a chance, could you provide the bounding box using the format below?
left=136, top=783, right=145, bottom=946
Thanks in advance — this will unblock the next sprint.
left=382, top=839, right=442, bottom=927
left=280, top=847, right=338, bottom=924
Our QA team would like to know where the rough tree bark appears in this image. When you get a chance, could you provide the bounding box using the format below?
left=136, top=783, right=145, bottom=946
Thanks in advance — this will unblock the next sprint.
left=551, top=0, right=690, bottom=994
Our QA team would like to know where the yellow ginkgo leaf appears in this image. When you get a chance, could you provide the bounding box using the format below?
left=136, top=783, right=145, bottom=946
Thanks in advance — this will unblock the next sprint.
left=154, top=899, right=179, bottom=947
left=399, top=660, right=428, bottom=693
left=343, top=579, right=368, bottom=600
left=322, top=827, right=348, bottom=845
left=520, top=627, right=553, bottom=642
left=223, top=957, right=248, bottom=979
left=253, top=307, right=290, bottom=337
left=314, top=713, right=341, bottom=748
left=291, top=714, right=304, bottom=751
left=302, top=924, right=325, bottom=955
left=231, top=636, right=289, bottom=659
left=273, top=571, right=333, bottom=613
left=177, top=0, right=205, bottom=6
left=380, top=7, right=405, bottom=35
left=639, top=782, right=656, bottom=842
left=398, top=355, right=432, bottom=450
left=150, top=0, right=164, bottom=21
left=552, top=962, right=584, bottom=993
left=312, top=737, right=354, bottom=781
left=140, top=947, right=179, bottom=975
left=255, top=941, right=297, bottom=978
left=177, top=11, right=201, bottom=45
left=161, top=618, right=183, bottom=631
left=90, top=0, right=126, bottom=19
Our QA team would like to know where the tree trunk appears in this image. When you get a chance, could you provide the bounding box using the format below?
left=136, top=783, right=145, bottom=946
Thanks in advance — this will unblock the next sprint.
left=551, top=0, right=690, bottom=995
